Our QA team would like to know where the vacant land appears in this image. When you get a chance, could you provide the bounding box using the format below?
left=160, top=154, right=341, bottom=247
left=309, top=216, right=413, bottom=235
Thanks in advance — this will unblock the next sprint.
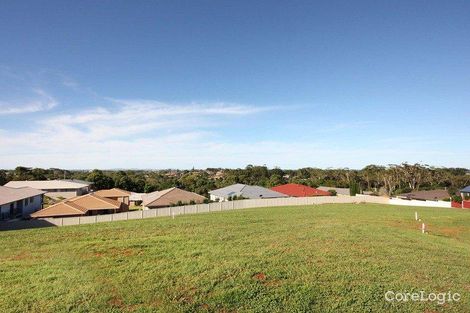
left=1, top=204, right=469, bottom=312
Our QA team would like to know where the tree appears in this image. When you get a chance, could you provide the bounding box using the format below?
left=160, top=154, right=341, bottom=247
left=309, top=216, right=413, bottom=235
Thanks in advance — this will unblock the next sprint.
left=399, top=163, right=430, bottom=191
left=86, top=169, right=114, bottom=190
left=31, top=168, right=47, bottom=180
left=267, top=174, right=283, bottom=187
left=0, top=170, right=7, bottom=185
left=115, top=175, right=135, bottom=191
left=13, top=166, right=33, bottom=180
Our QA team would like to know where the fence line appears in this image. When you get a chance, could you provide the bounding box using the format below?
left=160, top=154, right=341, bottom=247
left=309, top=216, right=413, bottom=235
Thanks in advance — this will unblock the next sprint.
left=40, top=195, right=460, bottom=227
left=39, top=195, right=388, bottom=227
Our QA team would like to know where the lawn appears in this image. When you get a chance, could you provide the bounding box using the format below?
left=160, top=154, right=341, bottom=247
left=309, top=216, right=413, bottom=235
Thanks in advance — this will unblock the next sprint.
left=0, top=203, right=469, bottom=312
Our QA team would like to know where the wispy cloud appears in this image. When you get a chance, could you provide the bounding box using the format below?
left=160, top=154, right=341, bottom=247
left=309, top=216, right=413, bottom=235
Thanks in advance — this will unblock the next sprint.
left=37, top=99, right=274, bottom=141
left=108, top=98, right=275, bottom=115
left=0, top=88, right=57, bottom=114
left=0, top=97, right=280, bottom=168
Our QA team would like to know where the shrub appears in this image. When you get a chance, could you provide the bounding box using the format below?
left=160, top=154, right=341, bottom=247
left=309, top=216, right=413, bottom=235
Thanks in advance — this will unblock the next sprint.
left=328, top=190, right=337, bottom=196
left=349, top=181, right=362, bottom=196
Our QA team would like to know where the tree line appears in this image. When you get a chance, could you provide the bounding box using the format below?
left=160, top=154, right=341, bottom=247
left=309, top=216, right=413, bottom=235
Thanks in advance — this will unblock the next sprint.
left=1, top=163, right=469, bottom=197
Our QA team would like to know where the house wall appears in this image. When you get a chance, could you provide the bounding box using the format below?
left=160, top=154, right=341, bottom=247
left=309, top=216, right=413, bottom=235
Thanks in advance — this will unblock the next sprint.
left=44, top=187, right=89, bottom=199
left=210, top=194, right=226, bottom=202
left=107, top=196, right=129, bottom=205
left=0, top=203, right=11, bottom=219
left=0, top=195, right=43, bottom=219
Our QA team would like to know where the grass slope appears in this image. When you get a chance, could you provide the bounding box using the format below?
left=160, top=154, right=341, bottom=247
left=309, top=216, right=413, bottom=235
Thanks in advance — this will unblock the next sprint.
left=1, top=203, right=469, bottom=312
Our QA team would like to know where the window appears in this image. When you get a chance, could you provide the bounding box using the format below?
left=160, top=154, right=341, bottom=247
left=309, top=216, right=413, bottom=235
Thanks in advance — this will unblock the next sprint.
left=10, top=203, right=14, bottom=210
left=25, top=198, right=29, bottom=205
left=30, top=197, right=34, bottom=202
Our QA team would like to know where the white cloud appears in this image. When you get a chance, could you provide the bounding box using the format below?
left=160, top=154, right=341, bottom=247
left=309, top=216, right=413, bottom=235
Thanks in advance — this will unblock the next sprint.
left=0, top=89, right=57, bottom=114
left=0, top=95, right=468, bottom=169
left=0, top=98, right=281, bottom=168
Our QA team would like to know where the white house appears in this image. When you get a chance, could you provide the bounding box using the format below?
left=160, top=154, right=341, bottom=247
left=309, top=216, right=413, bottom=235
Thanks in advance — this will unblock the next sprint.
left=0, top=186, right=46, bottom=219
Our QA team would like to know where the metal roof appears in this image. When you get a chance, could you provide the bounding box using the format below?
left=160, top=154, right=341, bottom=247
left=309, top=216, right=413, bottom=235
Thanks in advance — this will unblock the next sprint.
left=209, top=184, right=288, bottom=199
left=0, top=186, right=46, bottom=206
left=317, top=186, right=351, bottom=196
left=460, top=186, right=470, bottom=193
left=4, top=179, right=91, bottom=190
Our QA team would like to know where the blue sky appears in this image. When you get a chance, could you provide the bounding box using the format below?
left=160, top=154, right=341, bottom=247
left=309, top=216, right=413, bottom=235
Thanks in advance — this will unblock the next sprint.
left=0, top=0, right=469, bottom=169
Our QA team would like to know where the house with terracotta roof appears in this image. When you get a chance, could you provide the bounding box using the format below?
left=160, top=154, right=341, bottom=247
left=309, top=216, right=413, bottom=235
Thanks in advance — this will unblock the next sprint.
left=31, top=193, right=128, bottom=218
left=142, top=187, right=206, bottom=209
left=271, top=183, right=331, bottom=197
left=94, top=188, right=131, bottom=205
left=0, top=186, right=46, bottom=219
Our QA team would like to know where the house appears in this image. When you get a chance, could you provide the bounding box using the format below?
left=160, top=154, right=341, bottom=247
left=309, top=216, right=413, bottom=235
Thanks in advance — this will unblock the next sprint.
left=4, top=179, right=92, bottom=199
left=129, top=192, right=144, bottom=206
left=397, top=189, right=450, bottom=201
left=93, top=188, right=131, bottom=205
left=142, top=187, right=206, bottom=209
left=0, top=186, right=46, bottom=219
left=318, top=186, right=351, bottom=196
left=271, top=183, right=330, bottom=197
left=209, top=183, right=288, bottom=202
left=31, top=193, right=128, bottom=218
left=461, top=186, right=470, bottom=198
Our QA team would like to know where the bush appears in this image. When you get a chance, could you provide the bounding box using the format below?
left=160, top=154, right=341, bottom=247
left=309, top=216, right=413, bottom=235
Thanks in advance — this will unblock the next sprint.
left=452, top=195, right=463, bottom=202
left=349, top=181, right=361, bottom=196
left=328, top=190, right=337, bottom=196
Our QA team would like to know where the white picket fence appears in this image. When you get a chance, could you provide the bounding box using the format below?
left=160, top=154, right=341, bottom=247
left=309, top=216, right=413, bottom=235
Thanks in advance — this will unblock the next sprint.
left=41, top=195, right=389, bottom=227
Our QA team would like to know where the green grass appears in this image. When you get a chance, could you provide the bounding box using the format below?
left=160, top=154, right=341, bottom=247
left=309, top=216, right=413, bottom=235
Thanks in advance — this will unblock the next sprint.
left=1, top=203, right=469, bottom=312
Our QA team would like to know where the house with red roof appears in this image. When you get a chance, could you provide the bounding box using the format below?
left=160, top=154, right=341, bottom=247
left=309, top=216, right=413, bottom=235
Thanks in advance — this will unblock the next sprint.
left=271, top=183, right=330, bottom=197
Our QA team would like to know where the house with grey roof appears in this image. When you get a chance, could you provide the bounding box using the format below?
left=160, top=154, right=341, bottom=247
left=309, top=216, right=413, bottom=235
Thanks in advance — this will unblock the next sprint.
left=0, top=186, right=46, bottom=219
left=461, top=186, right=470, bottom=198
left=317, top=186, right=351, bottom=196
left=209, top=183, right=288, bottom=202
left=4, top=179, right=92, bottom=199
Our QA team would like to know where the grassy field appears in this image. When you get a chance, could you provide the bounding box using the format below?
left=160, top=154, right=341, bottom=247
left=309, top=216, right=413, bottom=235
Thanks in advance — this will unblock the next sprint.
left=1, top=203, right=469, bottom=312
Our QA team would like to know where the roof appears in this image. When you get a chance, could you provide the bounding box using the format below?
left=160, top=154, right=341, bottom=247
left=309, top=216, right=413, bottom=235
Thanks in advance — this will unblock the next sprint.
left=130, top=192, right=144, bottom=201
left=398, top=189, right=450, bottom=201
left=142, top=187, right=206, bottom=207
left=93, top=188, right=131, bottom=198
left=31, top=194, right=122, bottom=218
left=4, top=179, right=91, bottom=190
left=461, top=186, right=470, bottom=193
left=0, top=186, right=46, bottom=206
left=209, top=184, right=288, bottom=199
left=60, top=179, right=93, bottom=185
left=317, top=186, right=351, bottom=196
left=271, top=183, right=330, bottom=197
